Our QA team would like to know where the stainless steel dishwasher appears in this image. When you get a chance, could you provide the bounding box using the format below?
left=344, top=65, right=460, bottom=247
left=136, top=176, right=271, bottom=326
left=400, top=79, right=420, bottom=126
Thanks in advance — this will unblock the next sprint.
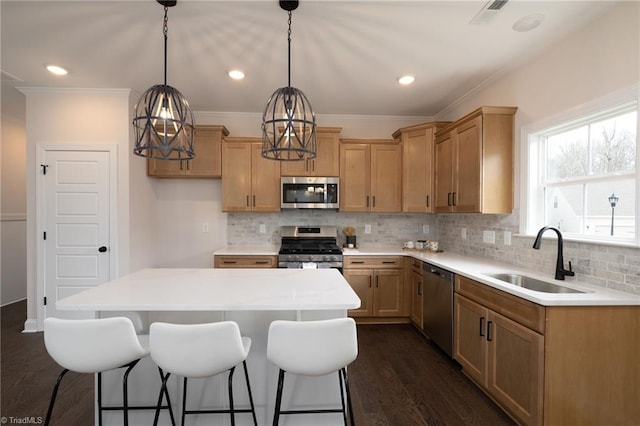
left=422, top=262, right=454, bottom=357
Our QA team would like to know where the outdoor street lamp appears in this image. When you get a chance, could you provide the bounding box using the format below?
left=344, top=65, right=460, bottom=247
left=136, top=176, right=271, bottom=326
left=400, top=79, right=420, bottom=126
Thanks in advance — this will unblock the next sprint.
left=608, top=193, right=619, bottom=236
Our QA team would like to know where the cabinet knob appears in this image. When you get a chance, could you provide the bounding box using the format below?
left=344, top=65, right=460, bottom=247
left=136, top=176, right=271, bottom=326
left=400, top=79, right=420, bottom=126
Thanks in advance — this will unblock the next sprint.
left=98, top=246, right=108, bottom=253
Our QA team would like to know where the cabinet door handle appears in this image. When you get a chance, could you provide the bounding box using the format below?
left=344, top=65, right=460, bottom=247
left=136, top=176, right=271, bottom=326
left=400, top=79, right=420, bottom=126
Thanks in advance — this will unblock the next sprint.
left=447, top=192, right=452, bottom=206
left=452, top=192, right=457, bottom=206
left=180, top=160, right=184, bottom=171
left=479, top=317, right=485, bottom=337
left=255, top=261, right=269, bottom=265
left=372, top=196, right=376, bottom=208
left=417, top=282, right=422, bottom=296
left=311, top=160, right=315, bottom=172
left=246, top=195, right=249, bottom=207
left=487, top=320, right=493, bottom=341
left=186, top=160, right=190, bottom=171
left=223, top=261, right=237, bottom=264
left=375, top=276, right=379, bottom=288
left=366, top=196, right=370, bottom=207
left=382, top=261, right=396, bottom=264
left=426, top=195, right=430, bottom=208
left=253, top=195, right=256, bottom=207
left=351, top=261, right=365, bottom=264
left=368, top=276, right=372, bottom=287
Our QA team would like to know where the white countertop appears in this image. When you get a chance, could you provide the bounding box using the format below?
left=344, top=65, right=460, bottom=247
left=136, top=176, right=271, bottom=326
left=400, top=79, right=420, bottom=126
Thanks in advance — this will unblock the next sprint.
left=56, top=268, right=360, bottom=311
left=345, top=246, right=640, bottom=306
left=213, top=246, right=279, bottom=256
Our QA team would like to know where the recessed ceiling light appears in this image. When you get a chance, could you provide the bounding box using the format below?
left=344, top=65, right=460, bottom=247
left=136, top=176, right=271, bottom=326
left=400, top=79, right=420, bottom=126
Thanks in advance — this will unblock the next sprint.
left=398, top=75, right=415, bottom=86
left=512, top=14, right=544, bottom=32
left=228, top=70, right=245, bottom=80
left=46, top=65, right=68, bottom=76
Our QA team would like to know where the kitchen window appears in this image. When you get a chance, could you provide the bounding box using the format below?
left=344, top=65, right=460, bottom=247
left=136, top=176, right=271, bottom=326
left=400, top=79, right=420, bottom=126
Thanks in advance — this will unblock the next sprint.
left=524, top=92, right=638, bottom=245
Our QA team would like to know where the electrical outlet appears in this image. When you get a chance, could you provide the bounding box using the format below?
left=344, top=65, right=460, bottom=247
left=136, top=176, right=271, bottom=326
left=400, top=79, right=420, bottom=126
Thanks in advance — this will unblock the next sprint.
left=483, top=230, right=495, bottom=244
left=461, top=228, right=467, bottom=239
left=504, top=231, right=512, bottom=246
left=202, top=223, right=209, bottom=233
left=423, top=224, right=430, bottom=234
left=364, top=224, right=371, bottom=234
left=259, top=224, right=266, bottom=234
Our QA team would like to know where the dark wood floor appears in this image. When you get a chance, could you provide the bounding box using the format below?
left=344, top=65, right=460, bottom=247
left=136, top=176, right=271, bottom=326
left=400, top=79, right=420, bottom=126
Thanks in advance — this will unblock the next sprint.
left=1, top=300, right=513, bottom=425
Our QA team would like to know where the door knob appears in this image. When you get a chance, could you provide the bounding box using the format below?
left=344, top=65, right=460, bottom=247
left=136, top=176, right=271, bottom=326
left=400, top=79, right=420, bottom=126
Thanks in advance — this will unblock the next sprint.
left=98, top=246, right=108, bottom=253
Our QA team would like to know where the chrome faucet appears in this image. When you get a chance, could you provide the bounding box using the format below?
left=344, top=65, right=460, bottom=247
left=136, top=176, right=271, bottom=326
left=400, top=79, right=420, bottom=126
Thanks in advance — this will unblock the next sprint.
left=532, top=226, right=575, bottom=280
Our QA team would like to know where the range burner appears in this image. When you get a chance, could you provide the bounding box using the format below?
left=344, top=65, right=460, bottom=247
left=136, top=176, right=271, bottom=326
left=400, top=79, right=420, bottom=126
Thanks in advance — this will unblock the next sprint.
left=278, top=226, right=343, bottom=269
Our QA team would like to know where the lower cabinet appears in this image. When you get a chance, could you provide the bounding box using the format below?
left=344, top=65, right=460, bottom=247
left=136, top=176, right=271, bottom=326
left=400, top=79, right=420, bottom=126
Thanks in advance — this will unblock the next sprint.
left=213, top=255, right=277, bottom=268
left=343, top=256, right=404, bottom=319
left=455, top=293, right=543, bottom=426
left=455, top=275, right=640, bottom=426
left=407, top=257, right=423, bottom=328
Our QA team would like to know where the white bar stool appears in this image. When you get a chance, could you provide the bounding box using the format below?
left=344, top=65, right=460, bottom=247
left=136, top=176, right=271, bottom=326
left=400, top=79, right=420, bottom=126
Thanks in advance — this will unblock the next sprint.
left=267, top=317, right=358, bottom=425
left=149, top=321, right=257, bottom=426
left=43, top=316, right=175, bottom=426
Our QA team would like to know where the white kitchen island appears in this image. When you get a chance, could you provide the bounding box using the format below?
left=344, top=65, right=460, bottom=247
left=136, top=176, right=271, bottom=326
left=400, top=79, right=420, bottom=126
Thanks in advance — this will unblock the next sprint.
left=56, top=268, right=360, bottom=426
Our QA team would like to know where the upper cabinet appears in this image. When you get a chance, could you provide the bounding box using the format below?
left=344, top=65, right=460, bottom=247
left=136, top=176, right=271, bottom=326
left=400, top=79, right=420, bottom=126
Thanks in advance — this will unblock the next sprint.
left=280, top=127, right=342, bottom=177
left=434, top=107, right=517, bottom=214
left=340, top=139, right=402, bottom=212
left=393, top=122, right=449, bottom=213
left=147, top=125, right=229, bottom=178
left=221, top=137, right=281, bottom=212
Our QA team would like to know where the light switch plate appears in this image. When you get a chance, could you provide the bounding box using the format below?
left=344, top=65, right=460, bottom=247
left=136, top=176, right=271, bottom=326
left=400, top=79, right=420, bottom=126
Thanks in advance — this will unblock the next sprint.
left=504, top=231, right=512, bottom=246
left=461, top=228, right=467, bottom=239
left=364, top=224, right=372, bottom=234
left=423, top=224, right=430, bottom=234
left=259, top=224, right=266, bottom=234
left=202, top=223, right=209, bottom=233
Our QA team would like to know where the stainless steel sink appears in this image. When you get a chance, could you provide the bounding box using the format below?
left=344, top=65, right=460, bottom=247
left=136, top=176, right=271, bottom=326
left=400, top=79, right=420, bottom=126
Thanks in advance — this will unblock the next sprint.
left=485, top=273, right=586, bottom=294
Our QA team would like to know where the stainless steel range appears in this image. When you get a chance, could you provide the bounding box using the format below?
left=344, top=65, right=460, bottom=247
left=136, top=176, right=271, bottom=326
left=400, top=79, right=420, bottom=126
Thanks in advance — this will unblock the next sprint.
left=278, top=226, right=343, bottom=270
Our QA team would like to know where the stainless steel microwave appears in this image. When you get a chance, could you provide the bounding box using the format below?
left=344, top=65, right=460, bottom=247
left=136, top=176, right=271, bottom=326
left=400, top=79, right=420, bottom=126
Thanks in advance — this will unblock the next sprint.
left=281, top=177, right=339, bottom=209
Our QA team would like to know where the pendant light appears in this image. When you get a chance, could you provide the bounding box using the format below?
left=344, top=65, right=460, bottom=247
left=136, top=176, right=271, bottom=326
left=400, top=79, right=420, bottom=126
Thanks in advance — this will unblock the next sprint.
left=261, top=0, right=317, bottom=161
left=133, top=0, right=195, bottom=160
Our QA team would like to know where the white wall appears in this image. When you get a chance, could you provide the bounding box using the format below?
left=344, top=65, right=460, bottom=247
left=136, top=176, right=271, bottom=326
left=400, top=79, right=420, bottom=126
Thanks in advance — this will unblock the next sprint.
left=1, top=116, right=27, bottom=305
left=435, top=2, right=640, bottom=294
left=21, top=88, right=151, bottom=329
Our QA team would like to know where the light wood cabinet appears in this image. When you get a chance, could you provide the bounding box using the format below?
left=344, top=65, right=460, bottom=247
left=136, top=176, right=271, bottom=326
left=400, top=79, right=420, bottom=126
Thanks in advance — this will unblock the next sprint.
left=408, top=258, right=423, bottom=327
left=148, top=125, right=229, bottom=177
left=454, top=275, right=640, bottom=426
left=343, top=256, right=404, bottom=318
left=435, top=107, right=516, bottom=213
left=280, top=127, right=341, bottom=177
left=221, top=137, right=281, bottom=212
left=393, top=122, right=449, bottom=213
left=339, top=139, right=402, bottom=212
left=214, top=255, right=277, bottom=268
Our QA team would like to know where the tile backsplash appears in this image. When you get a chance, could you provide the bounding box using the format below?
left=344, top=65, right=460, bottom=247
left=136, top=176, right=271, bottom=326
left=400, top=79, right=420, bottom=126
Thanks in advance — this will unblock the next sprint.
left=228, top=211, right=438, bottom=248
left=228, top=210, right=640, bottom=295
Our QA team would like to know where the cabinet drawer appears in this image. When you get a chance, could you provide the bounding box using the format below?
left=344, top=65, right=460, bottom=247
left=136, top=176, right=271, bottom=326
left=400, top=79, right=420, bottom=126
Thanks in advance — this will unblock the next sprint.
left=344, top=256, right=403, bottom=269
left=214, top=255, right=277, bottom=268
left=456, top=275, right=545, bottom=334
left=409, top=257, right=422, bottom=272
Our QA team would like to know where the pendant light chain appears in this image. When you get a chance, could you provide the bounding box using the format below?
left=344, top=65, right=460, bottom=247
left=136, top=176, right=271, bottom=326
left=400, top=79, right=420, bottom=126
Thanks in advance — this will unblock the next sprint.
left=163, top=6, right=169, bottom=87
left=287, top=10, right=292, bottom=88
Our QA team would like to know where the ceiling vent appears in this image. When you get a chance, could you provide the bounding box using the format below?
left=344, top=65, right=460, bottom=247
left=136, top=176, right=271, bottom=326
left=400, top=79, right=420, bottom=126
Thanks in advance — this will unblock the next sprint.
left=470, top=0, right=509, bottom=25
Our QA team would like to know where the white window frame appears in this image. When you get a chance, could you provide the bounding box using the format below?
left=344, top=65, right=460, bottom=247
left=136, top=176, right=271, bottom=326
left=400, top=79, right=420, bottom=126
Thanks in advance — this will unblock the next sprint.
left=520, top=85, right=640, bottom=246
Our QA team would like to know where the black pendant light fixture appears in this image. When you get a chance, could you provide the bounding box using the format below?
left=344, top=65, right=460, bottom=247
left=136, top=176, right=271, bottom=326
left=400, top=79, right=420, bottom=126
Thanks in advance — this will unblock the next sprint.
left=261, top=0, right=317, bottom=161
left=133, top=0, right=195, bottom=160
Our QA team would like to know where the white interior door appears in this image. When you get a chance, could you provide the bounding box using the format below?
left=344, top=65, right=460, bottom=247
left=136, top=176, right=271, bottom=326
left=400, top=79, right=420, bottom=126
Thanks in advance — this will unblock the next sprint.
left=42, top=149, right=112, bottom=319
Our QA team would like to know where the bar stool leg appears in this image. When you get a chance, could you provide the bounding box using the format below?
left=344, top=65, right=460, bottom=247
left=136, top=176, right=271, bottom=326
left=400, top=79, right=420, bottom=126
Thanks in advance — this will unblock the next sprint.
left=181, top=377, right=188, bottom=426
left=338, top=369, right=347, bottom=425
left=342, top=368, right=355, bottom=426
left=272, top=369, right=285, bottom=426
left=242, top=360, right=258, bottom=426
left=228, top=366, right=236, bottom=426
left=154, top=369, right=174, bottom=426
left=97, top=371, right=103, bottom=426
left=44, top=369, right=70, bottom=426
left=122, top=360, right=140, bottom=426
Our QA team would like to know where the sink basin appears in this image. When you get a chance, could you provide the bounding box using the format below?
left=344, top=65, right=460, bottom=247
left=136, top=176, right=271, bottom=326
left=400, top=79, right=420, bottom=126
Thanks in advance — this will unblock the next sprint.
left=485, top=273, right=586, bottom=294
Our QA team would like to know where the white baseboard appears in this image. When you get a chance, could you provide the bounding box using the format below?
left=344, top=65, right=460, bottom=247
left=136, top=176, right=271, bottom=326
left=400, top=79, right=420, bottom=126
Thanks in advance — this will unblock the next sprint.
left=22, top=318, right=39, bottom=333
